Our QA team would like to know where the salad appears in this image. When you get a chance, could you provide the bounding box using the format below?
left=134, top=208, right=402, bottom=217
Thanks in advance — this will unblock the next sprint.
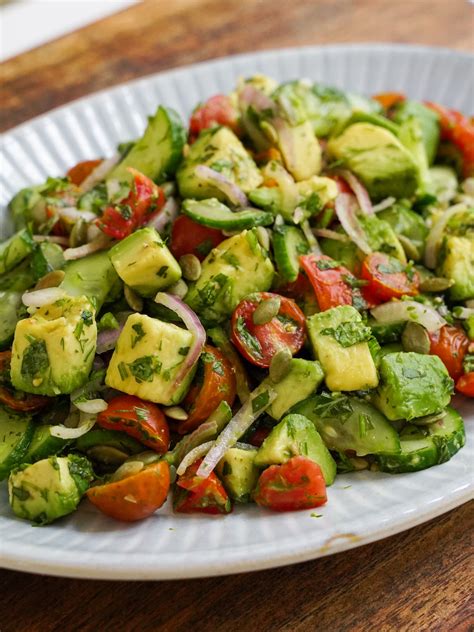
left=0, top=75, right=473, bottom=526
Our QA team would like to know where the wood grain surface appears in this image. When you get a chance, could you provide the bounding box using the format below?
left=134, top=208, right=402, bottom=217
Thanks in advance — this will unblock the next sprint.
left=1, top=0, right=473, bottom=630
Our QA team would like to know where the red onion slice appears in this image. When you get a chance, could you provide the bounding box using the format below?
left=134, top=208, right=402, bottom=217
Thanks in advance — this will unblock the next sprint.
left=424, top=203, right=466, bottom=269
left=197, top=384, right=277, bottom=478
left=96, top=325, right=124, bottom=354
left=147, top=196, right=179, bottom=233
left=238, top=84, right=276, bottom=113
left=301, top=219, right=322, bottom=255
left=336, top=170, right=373, bottom=215
left=154, top=292, right=206, bottom=392
left=195, top=165, right=249, bottom=208
left=57, top=207, right=96, bottom=223
left=22, top=287, right=68, bottom=308
left=372, top=197, right=396, bottom=213
left=33, top=234, right=70, bottom=246
left=313, top=228, right=350, bottom=242
left=63, top=234, right=110, bottom=260
left=50, top=411, right=96, bottom=439
left=79, top=155, right=120, bottom=193
left=73, top=398, right=108, bottom=414
left=371, top=300, right=446, bottom=333
left=176, top=440, right=214, bottom=476
left=335, top=193, right=372, bottom=255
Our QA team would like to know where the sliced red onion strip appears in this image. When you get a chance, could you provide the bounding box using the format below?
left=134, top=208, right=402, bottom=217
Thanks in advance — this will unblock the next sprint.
left=335, top=193, right=372, bottom=255
left=22, top=287, right=68, bottom=308
left=372, top=197, right=396, bottom=213
left=313, top=228, right=350, bottom=242
left=50, top=411, right=96, bottom=439
left=238, top=84, right=275, bottom=113
left=424, top=203, right=466, bottom=269
left=74, top=398, right=108, bottom=414
left=63, top=234, right=110, bottom=261
left=176, top=441, right=215, bottom=476
left=79, top=154, right=120, bottom=193
left=147, top=196, right=179, bottom=233
left=197, top=384, right=277, bottom=478
left=57, top=207, right=96, bottom=223
left=336, top=170, right=373, bottom=215
left=371, top=300, right=446, bottom=333
left=195, top=165, right=248, bottom=208
left=154, top=292, right=206, bottom=390
left=301, top=219, right=322, bottom=255
left=96, top=325, right=123, bottom=354
left=33, top=234, right=70, bottom=246
left=453, top=307, right=474, bottom=320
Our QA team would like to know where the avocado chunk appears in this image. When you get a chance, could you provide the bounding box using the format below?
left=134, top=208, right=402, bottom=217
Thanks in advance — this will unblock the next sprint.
left=254, top=413, right=336, bottom=485
left=107, top=105, right=186, bottom=184
left=109, top=227, right=181, bottom=297
left=261, top=359, right=324, bottom=420
left=276, top=119, right=322, bottom=181
left=427, top=165, right=459, bottom=202
left=372, top=352, right=453, bottom=421
left=10, top=295, right=97, bottom=396
left=307, top=305, right=379, bottom=392
left=327, top=122, right=419, bottom=200
left=106, top=313, right=197, bottom=405
left=8, top=455, right=94, bottom=525
left=437, top=235, right=474, bottom=301
left=177, top=126, right=262, bottom=200
left=291, top=392, right=400, bottom=456
left=0, top=406, right=35, bottom=481
left=185, top=229, right=274, bottom=326
left=216, top=445, right=260, bottom=502
left=0, top=228, right=35, bottom=275
left=392, top=100, right=440, bottom=165
left=378, top=200, right=428, bottom=260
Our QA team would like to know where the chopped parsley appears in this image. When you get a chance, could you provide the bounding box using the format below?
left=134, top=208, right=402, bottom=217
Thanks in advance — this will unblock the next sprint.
left=157, top=265, right=169, bottom=278
left=128, top=356, right=162, bottom=383
left=313, top=393, right=353, bottom=422
left=131, top=322, right=145, bottom=348
left=320, top=321, right=372, bottom=348
left=21, top=338, right=49, bottom=380
left=252, top=390, right=270, bottom=413
left=235, top=316, right=263, bottom=359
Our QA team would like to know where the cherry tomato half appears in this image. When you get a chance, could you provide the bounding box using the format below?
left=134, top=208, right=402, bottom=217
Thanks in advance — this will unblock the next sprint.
left=87, top=460, right=170, bottom=522
left=360, top=253, right=419, bottom=303
left=67, top=159, right=102, bottom=186
left=174, top=459, right=231, bottom=515
left=179, top=345, right=236, bottom=434
left=372, top=92, right=406, bottom=110
left=188, top=94, right=239, bottom=143
left=425, top=102, right=474, bottom=177
left=170, top=215, right=224, bottom=262
left=97, top=395, right=170, bottom=453
left=428, top=325, right=470, bottom=381
left=0, top=351, right=50, bottom=412
left=456, top=372, right=474, bottom=397
left=253, top=456, right=327, bottom=512
left=231, top=292, right=306, bottom=368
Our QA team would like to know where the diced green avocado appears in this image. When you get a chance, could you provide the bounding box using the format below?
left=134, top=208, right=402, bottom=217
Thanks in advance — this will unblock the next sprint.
left=378, top=201, right=429, bottom=259
left=378, top=342, right=403, bottom=358
left=307, top=305, right=379, bottom=392
left=216, top=445, right=260, bottom=502
left=30, top=241, right=65, bottom=281
left=185, top=229, right=274, bottom=326
left=10, top=295, right=97, bottom=396
left=437, top=235, right=474, bottom=301
left=327, top=122, right=419, bottom=200
left=372, top=352, right=453, bottom=421
left=296, top=176, right=339, bottom=207
left=340, top=111, right=400, bottom=136
left=60, top=250, right=121, bottom=311
left=0, top=290, right=25, bottom=350
left=8, top=454, right=94, bottom=525
left=177, top=126, right=262, bottom=200
left=254, top=413, right=337, bottom=485
left=23, top=425, right=70, bottom=463
left=276, top=119, right=322, bottom=181
left=0, top=228, right=35, bottom=275
left=109, top=227, right=181, bottom=297
left=0, top=406, right=35, bottom=481
left=107, top=106, right=186, bottom=184
left=261, top=359, right=325, bottom=420
left=427, top=165, right=459, bottom=202
left=397, top=117, right=430, bottom=191
left=392, top=100, right=440, bottom=165
left=106, top=313, right=197, bottom=405
left=290, top=393, right=400, bottom=457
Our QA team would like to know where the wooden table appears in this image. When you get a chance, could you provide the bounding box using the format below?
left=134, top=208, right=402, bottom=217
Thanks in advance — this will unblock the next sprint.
left=1, top=1, right=473, bottom=629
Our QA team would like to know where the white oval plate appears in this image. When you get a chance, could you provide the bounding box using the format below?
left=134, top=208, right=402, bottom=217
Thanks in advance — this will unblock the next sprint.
left=0, top=45, right=473, bottom=580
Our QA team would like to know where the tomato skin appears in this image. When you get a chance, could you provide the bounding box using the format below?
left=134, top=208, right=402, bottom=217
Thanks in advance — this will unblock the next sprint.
left=456, top=373, right=474, bottom=397
left=97, top=168, right=165, bottom=240
left=170, top=215, right=224, bottom=261
left=174, top=459, right=232, bottom=514
left=87, top=461, right=170, bottom=522
left=179, top=345, right=236, bottom=434
left=97, top=395, right=170, bottom=453
left=0, top=352, right=50, bottom=412
left=188, top=94, right=239, bottom=142
left=425, top=102, right=474, bottom=177
left=248, top=427, right=271, bottom=448
left=253, top=456, right=327, bottom=512
left=428, top=325, right=470, bottom=381
left=231, top=292, right=306, bottom=368
left=299, top=254, right=366, bottom=311
left=372, top=92, right=406, bottom=110
left=67, top=159, right=102, bottom=186
left=360, top=253, right=419, bottom=303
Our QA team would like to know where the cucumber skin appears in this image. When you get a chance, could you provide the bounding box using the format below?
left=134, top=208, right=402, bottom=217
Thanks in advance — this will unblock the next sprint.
left=273, top=226, right=308, bottom=283
left=0, top=417, right=35, bottom=481
left=182, top=199, right=273, bottom=231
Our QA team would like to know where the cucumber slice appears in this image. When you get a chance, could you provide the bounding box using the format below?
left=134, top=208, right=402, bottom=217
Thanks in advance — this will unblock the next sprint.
left=0, top=290, right=23, bottom=350
left=108, top=106, right=186, bottom=184
left=0, top=228, right=35, bottom=275
left=0, top=259, right=35, bottom=292
left=273, top=225, right=309, bottom=282
left=75, top=428, right=144, bottom=454
left=429, top=406, right=465, bottom=463
left=0, top=406, right=35, bottom=480
left=23, top=425, right=71, bottom=463
left=30, top=241, right=65, bottom=281
left=291, top=393, right=401, bottom=456
left=182, top=198, right=273, bottom=230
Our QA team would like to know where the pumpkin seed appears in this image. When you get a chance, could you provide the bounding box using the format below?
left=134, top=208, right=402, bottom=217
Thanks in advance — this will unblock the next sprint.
left=124, top=285, right=143, bottom=312
left=419, top=277, right=454, bottom=292
left=255, top=226, right=270, bottom=251
left=69, top=218, right=88, bottom=248
left=167, top=279, right=188, bottom=299
left=34, top=269, right=65, bottom=290
left=269, top=347, right=292, bottom=383
left=401, top=321, right=430, bottom=354
left=179, top=254, right=202, bottom=281
left=397, top=235, right=420, bottom=261
left=253, top=296, right=281, bottom=325
left=349, top=457, right=369, bottom=471
left=412, top=411, right=447, bottom=426
left=87, top=445, right=129, bottom=465
left=164, top=406, right=188, bottom=421
left=133, top=451, right=162, bottom=465
left=111, top=460, right=144, bottom=482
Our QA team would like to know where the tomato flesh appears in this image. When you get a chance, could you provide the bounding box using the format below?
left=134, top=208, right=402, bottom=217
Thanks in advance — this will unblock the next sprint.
left=97, top=395, right=170, bottom=453
left=361, top=253, right=419, bottom=303
left=456, top=373, right=474, bottom=397
left=253, top=456, right=327, bottom=512
left=0, top=352, right=50, bottom=412
left=67, top=159, right=102, bottom=186
left=87, top=461, right=170, bottom=522
left=179, top=345, right=236, bottom=434
left=170, top=215, right=224, bottom=261
left=188, top=94, right=238, bottom=143
left=372, top=92, right=406, bottom=110
left=428, top=325, right=470, bottom=381
left=174, top=460, right=231, bottom=514
left=231, top=292, right=306, bottom=368
left=425, top=102, right=474, bottom=177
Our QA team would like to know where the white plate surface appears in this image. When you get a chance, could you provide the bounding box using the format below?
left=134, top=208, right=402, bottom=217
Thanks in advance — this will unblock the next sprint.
left=0, top=45, right=473, bottom=580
